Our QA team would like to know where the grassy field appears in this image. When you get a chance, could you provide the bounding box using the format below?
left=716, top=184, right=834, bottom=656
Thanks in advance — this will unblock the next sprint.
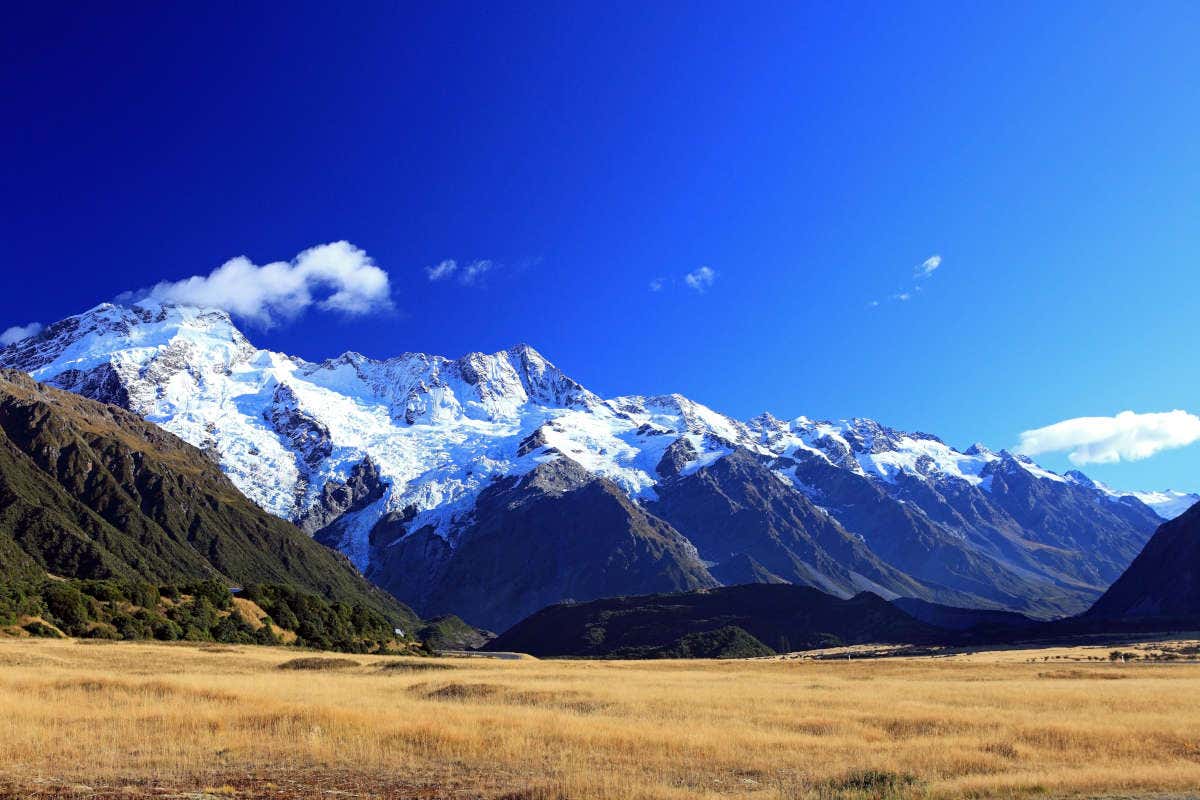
left=1, top=637, right=1199, bottom=799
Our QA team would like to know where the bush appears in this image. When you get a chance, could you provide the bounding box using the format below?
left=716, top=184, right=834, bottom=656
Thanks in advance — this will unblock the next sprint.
left=42, top=582, right=90, bottom=634
left=0, top=585, right=43, bottom=626
left=111, top=610, right=152, bottom=640
left=125, top=580, right=160, bottom=609
left=82, top=622, right=121, bottom=640
left=151, top=617, right=183, bottom=641
left=77, top=579, right=127, bottom=603
left=181, top=579, right=232, bottom=611
left=22, top=620, right=62, bottom=638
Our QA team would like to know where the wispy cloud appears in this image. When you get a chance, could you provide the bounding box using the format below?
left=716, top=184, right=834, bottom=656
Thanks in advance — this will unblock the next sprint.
left=0, top=321, right=43, bottom=346
left=684, top=266, right=717, bottom=293
left=914, top=254, right=942, bottom=279
left=460, top=259, right=494, bottom=285
left=124, top=241, right=391, bottom=327
left=425, top=259, right=458, bottom=281
left=870, top=254, right=943, bottom=308
left=1015, top=410, right=1200, bottom=465
left=426, top=258, right=498, bottom=286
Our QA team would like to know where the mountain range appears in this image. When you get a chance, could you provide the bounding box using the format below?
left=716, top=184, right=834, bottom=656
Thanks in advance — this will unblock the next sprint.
left=2, top=301, right=1194, bottom=631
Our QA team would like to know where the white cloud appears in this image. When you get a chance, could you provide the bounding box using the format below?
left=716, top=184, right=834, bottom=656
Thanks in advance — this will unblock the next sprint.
left=460, top=259, right=494, bottom=286
left=684, top=266, right=717, bottom=293
left=1015, top=410, right=1200, bottom=465
left=866, top=300, right=880, bottom=308
left=892, top=292, right=912, bottom=302
left=425, top=259, right=457, bottom=281
left=914, top=254, right=942, bottom=278
left=0, top=321, right=43, bottom=346
left=426, top=258, right=496, bottom=286
left=133, top=241, right=391, bottom=326
left=648, top=278, right=665, bottom=292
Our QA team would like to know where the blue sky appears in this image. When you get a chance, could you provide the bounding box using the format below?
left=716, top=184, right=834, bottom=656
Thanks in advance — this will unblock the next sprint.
left=2, top=3, right=1198, bottom=492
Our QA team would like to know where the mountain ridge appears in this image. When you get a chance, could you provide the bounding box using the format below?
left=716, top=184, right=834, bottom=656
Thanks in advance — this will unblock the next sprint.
left=0, top=368, right=415, bottom=628
left=0, top=302, right=1173, bottom=625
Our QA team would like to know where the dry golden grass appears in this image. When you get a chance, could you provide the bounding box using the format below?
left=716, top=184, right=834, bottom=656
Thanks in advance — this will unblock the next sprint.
left=1, top=638, right=1199, bottom=799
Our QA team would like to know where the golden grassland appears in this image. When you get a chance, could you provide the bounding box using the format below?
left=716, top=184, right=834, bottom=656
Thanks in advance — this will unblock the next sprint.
left=1, top=638, right=1200, bottom=799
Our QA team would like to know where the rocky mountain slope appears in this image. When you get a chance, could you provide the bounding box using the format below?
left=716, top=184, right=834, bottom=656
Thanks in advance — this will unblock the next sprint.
left=1085, top=500, right=1200, bottom=620
left=0, top=302, right=1176, bottom=626
left=0, top=369, right=414, bottom=627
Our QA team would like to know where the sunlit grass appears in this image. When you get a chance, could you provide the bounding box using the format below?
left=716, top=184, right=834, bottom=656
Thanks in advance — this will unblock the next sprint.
left=1, top=637, right=1198, bottom=798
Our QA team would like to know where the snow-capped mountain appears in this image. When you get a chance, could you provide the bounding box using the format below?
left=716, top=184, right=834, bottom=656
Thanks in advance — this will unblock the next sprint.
left=0, top=302, right=1181, bottom=628
left=1061, top=470, right=1199, bottom=521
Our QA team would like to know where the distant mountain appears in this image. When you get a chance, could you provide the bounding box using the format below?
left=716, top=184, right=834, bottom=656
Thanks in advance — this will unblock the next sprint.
left=486, top=584, right=945, bottom=658
left=0, top=301, right=1171, bottom=626
left=366, top=457, right=718, bottom=631
left=1063, top=471, right=1199, bottom=521
left=1085, top=501, right=1200, bottom=621
left=890, top=596, right=1036, bottom=632
left=0, top=369, right=414, bottom=628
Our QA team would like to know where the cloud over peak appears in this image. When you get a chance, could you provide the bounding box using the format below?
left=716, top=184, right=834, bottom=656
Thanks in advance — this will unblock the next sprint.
left=131, top=241, right=391, bottom=326
left=0, top=321, right=43, bottom=346
left=1015, top=409, right=1200, bottom=465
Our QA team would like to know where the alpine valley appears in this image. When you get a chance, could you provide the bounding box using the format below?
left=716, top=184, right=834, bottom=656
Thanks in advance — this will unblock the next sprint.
left=2, top=302, right=1195, bottom=631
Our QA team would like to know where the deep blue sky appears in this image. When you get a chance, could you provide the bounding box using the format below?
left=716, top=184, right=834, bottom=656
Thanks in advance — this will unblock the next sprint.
left=3, top=3, right=1198, bottom=491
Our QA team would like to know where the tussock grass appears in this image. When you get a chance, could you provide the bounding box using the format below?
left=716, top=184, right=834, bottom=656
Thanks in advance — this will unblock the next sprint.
left=1, top=638, right=1199, bottom=798
left=275, top=656, right=359, bottom=671
left=378, top=658, right=458, bottom=672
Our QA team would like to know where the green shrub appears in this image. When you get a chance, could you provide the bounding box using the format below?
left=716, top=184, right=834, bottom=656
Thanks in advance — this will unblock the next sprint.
left=82, top=622, right=121, bottom=640
left=42, top=582, right=90, bottom=634
left=22, top=620, right=62, bottom=638
left=125, top=580, right=160, bottom=609
left=151, top=617, right=183, bottom=641
left=77, top=579, right=127, bottom=603
left=111, top=610, right=153, bottom=640
left=181, top=579, right=232, bottom=611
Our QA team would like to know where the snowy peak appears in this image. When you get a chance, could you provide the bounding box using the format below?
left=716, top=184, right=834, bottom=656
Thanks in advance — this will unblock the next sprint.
left=0, top=302, right=251, bottom=376
left=297, top=341, right=599, bottom=426
left=748, top=415, right=1000, bottom=487
left=1064, top=471, right=1200, bottom=520
left=1127, top=490, right=1200, bottom=520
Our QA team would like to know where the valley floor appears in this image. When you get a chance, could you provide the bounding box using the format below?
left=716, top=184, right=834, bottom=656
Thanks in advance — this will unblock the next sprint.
left=1, top=638, right=1199, bottom=799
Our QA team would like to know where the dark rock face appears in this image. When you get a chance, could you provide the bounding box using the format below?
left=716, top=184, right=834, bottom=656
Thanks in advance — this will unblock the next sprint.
left=369, top=457, right=717, bottom=631
left=647, top=449, right=973, bottom=606
left=516, top=425, right=553, bottom=457
left=1086, top=501, right=1200, bottom=619
left=655, top=436, right=699, bottom=478
left=43, top=364, right=131, bottom=409
left=301, top=457, right=387, bottom=536
left=266, top=384, right=333, bottom=473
